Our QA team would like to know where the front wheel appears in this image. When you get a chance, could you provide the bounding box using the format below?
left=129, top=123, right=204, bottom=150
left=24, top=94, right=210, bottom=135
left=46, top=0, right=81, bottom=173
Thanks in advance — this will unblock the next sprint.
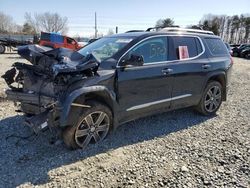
left=196, top=81, right=222, bottom=116
left=63, top=101, right=112, bottom=150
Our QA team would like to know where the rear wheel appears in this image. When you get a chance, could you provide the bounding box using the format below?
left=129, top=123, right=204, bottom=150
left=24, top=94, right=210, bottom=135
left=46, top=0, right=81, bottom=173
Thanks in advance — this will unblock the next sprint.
left=63, top=101, right=112, bottom=150
left=196, top=81, right=222, bottom=116
left=0, top=44, right=5, bottom=54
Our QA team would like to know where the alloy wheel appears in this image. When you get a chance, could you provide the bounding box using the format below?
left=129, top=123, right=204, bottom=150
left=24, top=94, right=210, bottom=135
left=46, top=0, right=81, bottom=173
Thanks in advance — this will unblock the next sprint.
left=75, top=111, right=110, bottom=148
left=204, top=86, right=222, bottom=113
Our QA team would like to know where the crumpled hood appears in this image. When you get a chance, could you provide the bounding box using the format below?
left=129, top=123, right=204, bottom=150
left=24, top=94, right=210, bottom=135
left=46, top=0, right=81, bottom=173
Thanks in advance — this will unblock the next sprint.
left=18, top=45, right=100, bottom=77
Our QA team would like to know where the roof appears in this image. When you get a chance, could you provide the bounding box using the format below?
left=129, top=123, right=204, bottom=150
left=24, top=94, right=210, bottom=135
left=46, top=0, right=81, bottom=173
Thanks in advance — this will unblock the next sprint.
left=108, top=28, right=218, bottom=39
left=160, top=27, right=214, bottom=35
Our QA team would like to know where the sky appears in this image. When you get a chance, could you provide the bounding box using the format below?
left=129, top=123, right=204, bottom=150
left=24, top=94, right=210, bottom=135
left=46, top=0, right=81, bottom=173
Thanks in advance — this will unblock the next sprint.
left=0, top=0, right=249, bottom=37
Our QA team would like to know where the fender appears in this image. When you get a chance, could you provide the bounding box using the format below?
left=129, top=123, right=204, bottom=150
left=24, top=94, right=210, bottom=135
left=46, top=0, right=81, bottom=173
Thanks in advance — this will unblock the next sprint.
left=205, top=70, right=226, bottom=83
left=60, top=85, right=118, bottom=127
left=203, top=70, right=227, bottom=100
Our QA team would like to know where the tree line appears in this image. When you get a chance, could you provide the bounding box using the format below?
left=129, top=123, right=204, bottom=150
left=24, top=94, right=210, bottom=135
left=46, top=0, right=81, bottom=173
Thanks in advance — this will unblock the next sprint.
left=198, top=14, right=250, bottom=44
left=0, top=11, right=68, bottom=35
left=155, top=14, right=250, bottom=44
left=1, top=11, right=249, bottom=44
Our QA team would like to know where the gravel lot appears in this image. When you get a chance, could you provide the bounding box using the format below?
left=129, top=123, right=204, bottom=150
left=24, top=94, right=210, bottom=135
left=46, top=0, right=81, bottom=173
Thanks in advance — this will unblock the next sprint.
left=0, top=53, right=249, bottom=188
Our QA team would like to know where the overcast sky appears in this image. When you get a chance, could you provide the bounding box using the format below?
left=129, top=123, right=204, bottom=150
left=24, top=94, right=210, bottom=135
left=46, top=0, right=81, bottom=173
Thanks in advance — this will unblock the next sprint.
left=0, top=0, right=249, bottom=37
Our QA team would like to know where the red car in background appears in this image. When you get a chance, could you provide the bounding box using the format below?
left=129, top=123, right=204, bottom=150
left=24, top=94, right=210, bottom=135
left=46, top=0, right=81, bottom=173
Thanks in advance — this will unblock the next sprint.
left=39, top=32, right=83, bottom=50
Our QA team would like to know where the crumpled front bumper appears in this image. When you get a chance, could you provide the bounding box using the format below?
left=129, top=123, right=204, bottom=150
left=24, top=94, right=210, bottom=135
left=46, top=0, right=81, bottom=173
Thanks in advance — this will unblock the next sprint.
left=5, top=89, right=54, bottom=106
left=5, top=89, right=61, bottom=134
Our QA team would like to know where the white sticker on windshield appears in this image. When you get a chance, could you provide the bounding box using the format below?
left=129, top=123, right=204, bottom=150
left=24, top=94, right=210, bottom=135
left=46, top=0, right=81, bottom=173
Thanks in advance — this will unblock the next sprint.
left=116, top=39, right=133, bottom=43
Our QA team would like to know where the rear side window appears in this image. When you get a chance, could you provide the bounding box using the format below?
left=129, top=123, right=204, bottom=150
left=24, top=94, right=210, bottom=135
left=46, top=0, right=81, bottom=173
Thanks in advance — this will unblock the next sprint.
left=205, top=38, right=228, bottom=56
left=168, top=36, right=203, bottom=60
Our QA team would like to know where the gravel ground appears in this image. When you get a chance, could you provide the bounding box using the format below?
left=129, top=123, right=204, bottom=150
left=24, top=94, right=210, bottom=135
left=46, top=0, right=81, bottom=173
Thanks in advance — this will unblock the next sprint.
left=0, top=53, right=249, bottom=188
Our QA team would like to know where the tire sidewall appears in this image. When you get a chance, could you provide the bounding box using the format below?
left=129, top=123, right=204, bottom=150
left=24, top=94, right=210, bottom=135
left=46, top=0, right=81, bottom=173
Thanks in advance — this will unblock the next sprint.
left=199, top=81, right=222, bottom=116
left=63, top=101, right=113, bottom=149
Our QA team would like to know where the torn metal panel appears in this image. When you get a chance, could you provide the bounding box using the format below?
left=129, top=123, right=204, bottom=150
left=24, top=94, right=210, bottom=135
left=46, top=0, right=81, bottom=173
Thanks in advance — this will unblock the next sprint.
left=1, top=44, right=102, bottom=134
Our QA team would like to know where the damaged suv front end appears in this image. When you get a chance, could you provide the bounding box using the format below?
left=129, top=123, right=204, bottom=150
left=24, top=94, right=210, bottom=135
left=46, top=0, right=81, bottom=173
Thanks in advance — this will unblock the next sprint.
left=2, top=45, right=100, bottom=134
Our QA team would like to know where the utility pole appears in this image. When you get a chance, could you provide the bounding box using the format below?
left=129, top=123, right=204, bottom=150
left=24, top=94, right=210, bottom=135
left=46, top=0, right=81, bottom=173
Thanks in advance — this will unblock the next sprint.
left=95, top=12, right=97, bottom=38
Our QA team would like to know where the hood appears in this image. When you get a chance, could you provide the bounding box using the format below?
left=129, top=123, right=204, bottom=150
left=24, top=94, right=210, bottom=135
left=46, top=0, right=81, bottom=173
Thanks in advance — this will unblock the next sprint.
left=18, top=44, right=100, bottom=77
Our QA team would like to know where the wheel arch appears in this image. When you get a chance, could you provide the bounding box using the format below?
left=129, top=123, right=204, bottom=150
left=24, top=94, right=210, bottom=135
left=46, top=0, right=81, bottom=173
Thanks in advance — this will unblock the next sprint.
left=205, top=72, right=227, bottom=101
left=60, top=86, right=118, bottom=128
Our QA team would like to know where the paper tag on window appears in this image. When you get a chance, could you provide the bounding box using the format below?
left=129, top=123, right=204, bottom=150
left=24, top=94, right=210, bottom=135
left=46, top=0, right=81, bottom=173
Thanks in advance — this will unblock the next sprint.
left=116, top=39, right=133, bottom=43
left=179, top=46, right=189, bottom=60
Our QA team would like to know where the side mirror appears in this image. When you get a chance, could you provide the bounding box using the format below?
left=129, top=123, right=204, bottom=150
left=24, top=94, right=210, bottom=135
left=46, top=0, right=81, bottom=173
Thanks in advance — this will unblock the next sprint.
left=120, top=54, right=144, bottom=67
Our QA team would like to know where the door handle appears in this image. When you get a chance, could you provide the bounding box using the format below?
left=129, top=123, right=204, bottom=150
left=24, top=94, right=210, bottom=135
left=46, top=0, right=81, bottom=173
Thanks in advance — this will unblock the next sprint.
left=162, top=68, right=173, bottom=75
left=202, top=64, right=211, bottom=69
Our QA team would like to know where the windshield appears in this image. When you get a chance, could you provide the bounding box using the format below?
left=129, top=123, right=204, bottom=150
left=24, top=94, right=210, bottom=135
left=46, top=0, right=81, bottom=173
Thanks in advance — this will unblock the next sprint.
left=78, top=37, right=133, bottom=61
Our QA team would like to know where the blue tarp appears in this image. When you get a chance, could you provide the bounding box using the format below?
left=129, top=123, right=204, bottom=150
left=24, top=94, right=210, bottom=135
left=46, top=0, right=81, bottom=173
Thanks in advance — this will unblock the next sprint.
left=50, top=33, right=64, bottom=43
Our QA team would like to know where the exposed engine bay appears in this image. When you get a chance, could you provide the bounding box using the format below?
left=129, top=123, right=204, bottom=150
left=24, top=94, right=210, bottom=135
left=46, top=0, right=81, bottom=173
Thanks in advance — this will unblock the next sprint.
left=2, top=45, right=100, bottom=133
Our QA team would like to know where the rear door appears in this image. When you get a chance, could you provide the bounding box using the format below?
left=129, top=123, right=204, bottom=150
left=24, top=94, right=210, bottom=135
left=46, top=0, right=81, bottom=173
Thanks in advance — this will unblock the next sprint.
left=116, top=36, right=174, bottom=122
left=166, top=36, right=210, bottom=108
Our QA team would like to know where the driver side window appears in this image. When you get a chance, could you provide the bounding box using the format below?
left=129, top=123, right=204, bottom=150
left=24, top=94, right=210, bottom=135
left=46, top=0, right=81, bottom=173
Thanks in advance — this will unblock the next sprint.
left=128, top=37, right=168, bottom=64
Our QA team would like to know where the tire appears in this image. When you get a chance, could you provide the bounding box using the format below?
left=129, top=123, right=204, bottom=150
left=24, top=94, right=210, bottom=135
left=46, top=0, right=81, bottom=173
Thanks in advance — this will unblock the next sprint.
left=196, top=81, right=222, bottom=116
left=0, top=44, right=5, bottom=54
left=62, top=100, right=112, bottom=150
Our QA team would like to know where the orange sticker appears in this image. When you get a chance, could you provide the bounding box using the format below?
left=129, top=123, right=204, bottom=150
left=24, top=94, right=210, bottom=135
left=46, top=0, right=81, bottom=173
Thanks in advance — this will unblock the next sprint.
left=179, top=46, right=189, bottom=60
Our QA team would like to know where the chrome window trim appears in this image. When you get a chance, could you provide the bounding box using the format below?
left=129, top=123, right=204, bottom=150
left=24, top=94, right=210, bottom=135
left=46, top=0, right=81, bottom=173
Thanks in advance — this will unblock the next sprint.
left=116, top=34, right=205, bottom=68
left=126, top=94, right=192, bottom=111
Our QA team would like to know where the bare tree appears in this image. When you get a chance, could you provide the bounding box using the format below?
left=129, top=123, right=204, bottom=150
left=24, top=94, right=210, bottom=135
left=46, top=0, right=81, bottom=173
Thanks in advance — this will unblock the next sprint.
left=243, top=16, right=250, bottom=43
left=24, top=13, right=39, bottom=33
left=198, top=14, right=250, bottom=44
left=0, top=12, right=15, bottom=33
left=25, top=12, right=68, bottom=34
left=231, top=15, right=240, bottom=43
left=225, top=16, right=232, bottom=42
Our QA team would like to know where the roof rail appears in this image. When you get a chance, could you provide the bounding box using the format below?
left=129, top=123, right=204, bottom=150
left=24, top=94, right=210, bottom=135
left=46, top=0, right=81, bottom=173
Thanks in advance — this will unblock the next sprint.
left=159, top=27, right=214, bottom=35
left=125, top=30, right=145, bottom=33
left=146, top=26, right=179, bottom=32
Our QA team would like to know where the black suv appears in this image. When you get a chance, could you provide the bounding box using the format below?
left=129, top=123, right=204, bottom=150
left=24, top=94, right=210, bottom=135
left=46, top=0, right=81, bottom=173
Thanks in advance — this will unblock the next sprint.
left=2, top=28, right=233, bottom=150
left=232, top=43, right=250, bottom=57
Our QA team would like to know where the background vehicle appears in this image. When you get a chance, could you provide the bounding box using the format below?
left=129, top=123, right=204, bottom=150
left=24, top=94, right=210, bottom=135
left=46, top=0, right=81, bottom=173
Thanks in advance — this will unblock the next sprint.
left=39, top=32, right=83, bottom=50
left=2, top=28, right=233, bottom=150
left=232, top=44, right=250, bottom=57
left=0, top=38, right=32, bottom=54
left=240, top=47, right=250, bottom=59
left=230, top=44, right=240, bottom=49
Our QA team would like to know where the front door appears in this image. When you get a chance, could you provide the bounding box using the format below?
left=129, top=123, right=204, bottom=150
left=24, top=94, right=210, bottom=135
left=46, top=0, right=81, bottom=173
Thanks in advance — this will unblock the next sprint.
left=116, top=36, right=174, bottom=122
